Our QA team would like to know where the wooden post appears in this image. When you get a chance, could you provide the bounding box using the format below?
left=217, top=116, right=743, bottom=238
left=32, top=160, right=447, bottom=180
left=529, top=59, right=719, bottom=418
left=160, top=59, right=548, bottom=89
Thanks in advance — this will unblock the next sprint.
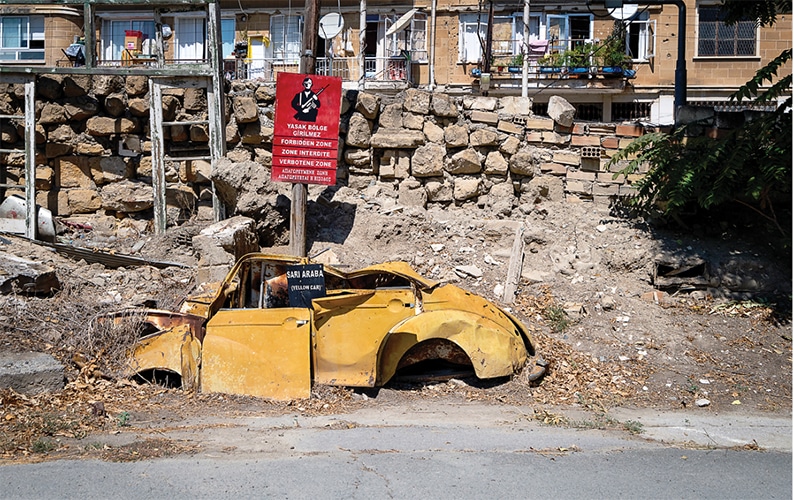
left=289, top=0, right=320, bottom=257
left=503, top=223, right=525, bottom=304
left=24, top=79, right=36, bottom=239
left=207, top=1, right=227, bottom=223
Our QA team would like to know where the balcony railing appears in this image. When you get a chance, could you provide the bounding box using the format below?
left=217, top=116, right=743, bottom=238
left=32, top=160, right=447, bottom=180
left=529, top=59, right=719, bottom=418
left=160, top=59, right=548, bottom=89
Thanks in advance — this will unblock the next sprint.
left=223, top=56, right=409, bottom=83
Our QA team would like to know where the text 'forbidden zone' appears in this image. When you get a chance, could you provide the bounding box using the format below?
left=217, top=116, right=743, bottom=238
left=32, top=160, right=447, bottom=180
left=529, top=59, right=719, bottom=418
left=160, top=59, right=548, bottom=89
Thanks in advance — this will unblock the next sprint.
left=272, top=73, right=343, bottom=186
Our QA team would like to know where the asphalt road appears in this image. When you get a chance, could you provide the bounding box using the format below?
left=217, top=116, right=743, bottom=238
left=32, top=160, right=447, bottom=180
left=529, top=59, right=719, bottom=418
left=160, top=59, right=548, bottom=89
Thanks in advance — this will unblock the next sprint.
left=1, top=403, right=790, bottom=499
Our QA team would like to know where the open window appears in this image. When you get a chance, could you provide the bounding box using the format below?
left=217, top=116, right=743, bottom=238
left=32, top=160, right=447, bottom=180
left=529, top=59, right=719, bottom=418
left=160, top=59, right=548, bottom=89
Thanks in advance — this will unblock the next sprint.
left=546, top=13, right=592, bottom=53
left=626, top=13, right=655, bottom=62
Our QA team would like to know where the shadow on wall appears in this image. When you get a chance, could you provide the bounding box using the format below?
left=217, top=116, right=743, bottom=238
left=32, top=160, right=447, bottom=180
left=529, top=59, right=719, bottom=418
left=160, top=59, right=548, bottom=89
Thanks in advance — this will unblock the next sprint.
left=305, top=185, right=357, bottom=247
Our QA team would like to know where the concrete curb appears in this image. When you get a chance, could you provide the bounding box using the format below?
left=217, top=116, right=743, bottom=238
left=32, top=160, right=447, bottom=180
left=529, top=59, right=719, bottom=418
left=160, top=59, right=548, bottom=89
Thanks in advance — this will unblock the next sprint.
left=609, top=408, right=792, bottom=452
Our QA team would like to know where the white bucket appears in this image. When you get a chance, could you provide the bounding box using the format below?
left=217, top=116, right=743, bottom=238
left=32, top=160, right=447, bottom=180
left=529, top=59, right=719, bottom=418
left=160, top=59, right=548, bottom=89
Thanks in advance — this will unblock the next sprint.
left=0, top=195, right=56, bottom=239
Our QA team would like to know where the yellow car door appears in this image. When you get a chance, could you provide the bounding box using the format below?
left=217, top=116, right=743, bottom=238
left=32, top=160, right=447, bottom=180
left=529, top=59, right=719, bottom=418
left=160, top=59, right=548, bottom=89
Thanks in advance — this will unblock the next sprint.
left=200, top=257, right=312, bottom=400
left=312, top=288, right=416, bottom=387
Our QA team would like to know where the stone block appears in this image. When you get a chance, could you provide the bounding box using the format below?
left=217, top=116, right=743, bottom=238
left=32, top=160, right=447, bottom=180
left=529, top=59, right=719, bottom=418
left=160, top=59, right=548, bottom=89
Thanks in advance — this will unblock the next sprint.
left=553, top=151, right=580, bottom=166
left=616, top=124, right=645, bottom=137
left=525, top=118, right=555, bottom=131
left=565, top=180, right=591, bottom=194
left=525, top=131, right=544, bottom=143
left=0, top=352, right=64, bottom=394
left=497, top=120, right=524, bottom=135
left=598, top=172, right=625, bottom=184
left=571, top=135, right=601, bottom=147
left=580, top=157, right=601, bottom=172
left=540, top=162, right=567, bottom=175
left=600, top=136, right=619, bottom=149
left=567, top=170, right=596, bottom=181
left=593, top=184, right=619, bottom=196
left=470, top=110, right=499, bottom=125
left=542, top=132, right=570, bottom=145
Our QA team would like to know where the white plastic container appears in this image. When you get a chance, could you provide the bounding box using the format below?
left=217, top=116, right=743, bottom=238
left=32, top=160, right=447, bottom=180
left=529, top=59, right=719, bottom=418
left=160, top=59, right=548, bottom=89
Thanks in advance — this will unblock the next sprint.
left=0, top=195, right=56, bottom=239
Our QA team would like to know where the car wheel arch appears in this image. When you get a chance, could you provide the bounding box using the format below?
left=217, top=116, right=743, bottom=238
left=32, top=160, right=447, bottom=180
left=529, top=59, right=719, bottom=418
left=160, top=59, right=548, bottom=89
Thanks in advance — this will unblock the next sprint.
left=375, top=310, right=528, bottom=385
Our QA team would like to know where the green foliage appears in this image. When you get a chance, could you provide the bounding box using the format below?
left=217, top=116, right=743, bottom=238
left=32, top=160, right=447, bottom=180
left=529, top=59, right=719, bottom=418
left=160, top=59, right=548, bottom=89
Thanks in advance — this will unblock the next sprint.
left=563, top=43, right=597, bottom=67
left=539, top=52, right=564, bottom=67
left=609, top=49, right=791, bottom=237
left=598, top=21, right=632, bottom=68
left=544, top=304, right=571, bottom=332
left=732, top=48, right=792, bottom=103
left=719, top=0, right=791, bottom=28
left=116, top=411, right=131, bottom=427
left=32, top=438, right=56, bottom=454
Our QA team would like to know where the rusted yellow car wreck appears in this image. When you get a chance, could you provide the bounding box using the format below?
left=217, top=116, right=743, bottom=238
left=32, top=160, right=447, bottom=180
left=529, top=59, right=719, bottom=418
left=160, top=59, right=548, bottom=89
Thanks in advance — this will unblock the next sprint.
left=129, top=254, right=546, bottom=400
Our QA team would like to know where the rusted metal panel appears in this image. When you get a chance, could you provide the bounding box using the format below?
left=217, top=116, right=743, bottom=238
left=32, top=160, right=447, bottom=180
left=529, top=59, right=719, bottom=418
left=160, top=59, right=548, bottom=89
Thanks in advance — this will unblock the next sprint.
left=376, top=309, right=527, bottom=385
left=130, top=253, right=545, bottom=399
left=129, top=324, right=200, bottom=390
left=312, top=289, right=414, bottom=387
left=201, top=308, right=312, bottom=400
left=345, top=261, right=438, bottom=290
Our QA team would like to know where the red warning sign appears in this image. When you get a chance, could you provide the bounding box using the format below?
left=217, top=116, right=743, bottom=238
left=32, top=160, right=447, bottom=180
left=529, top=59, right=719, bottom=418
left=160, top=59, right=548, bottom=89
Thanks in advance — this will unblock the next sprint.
left=272, top=73, right=342, bottom=185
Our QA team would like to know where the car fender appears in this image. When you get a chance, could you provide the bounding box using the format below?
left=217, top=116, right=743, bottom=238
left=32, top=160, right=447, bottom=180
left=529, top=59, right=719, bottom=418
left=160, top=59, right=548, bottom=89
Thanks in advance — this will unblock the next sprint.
left=376, top=309, right=528, bottom=385
left=129, top=323, right=201, bottom=390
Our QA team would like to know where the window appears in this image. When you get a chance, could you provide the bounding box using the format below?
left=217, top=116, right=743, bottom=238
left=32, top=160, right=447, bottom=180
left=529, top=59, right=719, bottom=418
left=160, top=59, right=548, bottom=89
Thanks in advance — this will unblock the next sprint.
left=409, top=13, right=428, bottom=62
left=102, top=19, right=155, bottom=62
left=458, top=14, right=513, bottom=64
left=626, top=15, right=655, bottom=61
left=698, top=5, right=756, bottom=57
left=221, top=18, right=235, bottom=60
left=547, top=14, right=592, bottom=53
left=0, top=16, right=44, bottom=61
left=271, top=15, right=302, bottom=64
left=384, top=12, right=428, bottom=62
left=512, top=14, right=541, bottom=56
left=175, top=17, right=206, bottom=62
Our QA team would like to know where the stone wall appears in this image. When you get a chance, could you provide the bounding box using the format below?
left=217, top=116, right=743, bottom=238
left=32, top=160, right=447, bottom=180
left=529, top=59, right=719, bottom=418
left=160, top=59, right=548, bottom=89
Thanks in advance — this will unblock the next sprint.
left=0, top=75, right=664, bottom=223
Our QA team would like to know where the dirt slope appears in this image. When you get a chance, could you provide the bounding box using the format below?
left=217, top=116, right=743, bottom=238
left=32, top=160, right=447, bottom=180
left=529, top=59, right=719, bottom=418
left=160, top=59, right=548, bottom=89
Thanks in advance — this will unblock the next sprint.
left=0, top=194, right=790, bottom=461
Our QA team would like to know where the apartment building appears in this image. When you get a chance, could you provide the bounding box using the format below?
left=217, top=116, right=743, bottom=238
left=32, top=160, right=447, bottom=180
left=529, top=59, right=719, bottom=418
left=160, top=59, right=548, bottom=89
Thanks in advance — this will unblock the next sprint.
left=1, top=0, right=789, bottom=125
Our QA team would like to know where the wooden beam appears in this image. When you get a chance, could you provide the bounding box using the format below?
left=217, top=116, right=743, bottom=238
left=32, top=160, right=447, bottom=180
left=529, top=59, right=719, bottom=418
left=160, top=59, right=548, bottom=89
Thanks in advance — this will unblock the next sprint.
left=149, top=78, right=166, bottom=235
left=503, top=223, right=525, bottom=304
left=24, top=79, right=36, bottom=239
left=289, top=0, right=320, bottom=258
left=207, top=0, right=227, bottom=223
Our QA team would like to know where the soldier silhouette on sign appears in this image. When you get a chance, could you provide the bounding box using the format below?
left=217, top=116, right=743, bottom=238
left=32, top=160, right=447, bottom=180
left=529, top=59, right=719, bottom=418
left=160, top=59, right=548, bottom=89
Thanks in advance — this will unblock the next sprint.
left=291, top=77, right=326, bottom=122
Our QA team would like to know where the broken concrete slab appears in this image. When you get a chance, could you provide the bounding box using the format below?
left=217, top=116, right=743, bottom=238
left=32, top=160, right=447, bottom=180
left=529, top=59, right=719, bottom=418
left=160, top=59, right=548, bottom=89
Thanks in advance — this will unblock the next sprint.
left=0, top=352, right=65, bottom=394
left=0, top=252, right=60, bottom=294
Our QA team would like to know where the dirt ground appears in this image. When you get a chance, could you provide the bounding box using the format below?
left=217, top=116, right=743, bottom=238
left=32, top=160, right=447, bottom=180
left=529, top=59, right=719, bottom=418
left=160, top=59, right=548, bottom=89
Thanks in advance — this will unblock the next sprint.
left=0, top=193, right=791, bottom=462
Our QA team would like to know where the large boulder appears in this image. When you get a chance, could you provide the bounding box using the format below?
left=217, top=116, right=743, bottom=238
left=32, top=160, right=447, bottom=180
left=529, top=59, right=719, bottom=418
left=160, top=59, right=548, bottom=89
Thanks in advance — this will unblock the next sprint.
left=547, top=95, right=576, bottom=127
left=192, top=216, right=259, bottom=283
left=210, top=158, right=288, bottom=245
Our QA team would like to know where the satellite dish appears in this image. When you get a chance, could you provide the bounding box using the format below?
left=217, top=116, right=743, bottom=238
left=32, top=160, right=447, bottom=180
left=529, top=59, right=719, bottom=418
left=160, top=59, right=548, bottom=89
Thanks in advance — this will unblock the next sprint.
left=319, top=13, right=344, bottom=39
left=608, top=4, right=638, bottom=20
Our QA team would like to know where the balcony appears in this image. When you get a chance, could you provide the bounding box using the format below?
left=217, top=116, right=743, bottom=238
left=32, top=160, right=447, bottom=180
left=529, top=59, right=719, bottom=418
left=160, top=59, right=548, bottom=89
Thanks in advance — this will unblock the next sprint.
left=223, top=56, right=409, bottom=86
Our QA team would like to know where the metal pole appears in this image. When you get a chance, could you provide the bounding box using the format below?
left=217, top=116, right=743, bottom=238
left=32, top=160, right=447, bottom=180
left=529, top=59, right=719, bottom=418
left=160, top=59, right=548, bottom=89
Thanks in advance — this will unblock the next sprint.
left=622, top=0, right=687, bottom=114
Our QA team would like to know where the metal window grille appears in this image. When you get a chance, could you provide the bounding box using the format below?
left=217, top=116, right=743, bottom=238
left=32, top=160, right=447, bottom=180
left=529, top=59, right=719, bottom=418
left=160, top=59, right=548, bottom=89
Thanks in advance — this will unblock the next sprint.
left=532, top=103, right=603, bottom=122
left=697, top=6, right=756, bottom=57
left=612, top=102, right=652, bottom=121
